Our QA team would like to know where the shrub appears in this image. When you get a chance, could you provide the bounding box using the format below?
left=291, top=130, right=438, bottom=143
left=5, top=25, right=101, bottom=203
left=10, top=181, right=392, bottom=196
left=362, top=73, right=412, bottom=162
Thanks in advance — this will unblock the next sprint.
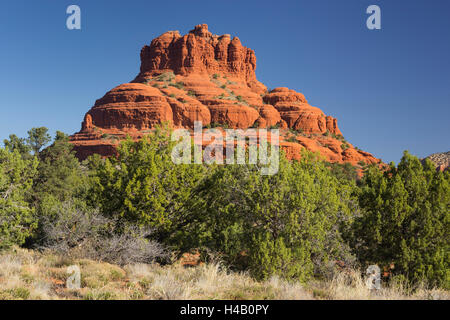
left=156, top=72, right=175, bottom=82
left=32, top=131, right=89, bottom=213
left=89, top=125, right=205, bottom=240
left=3, top=134, right=32, bottom=159
left=39, top=200, right=169, bottom=265
left=169, top=82, right=184, bottom=89
left=326, top=162, right=358, bottom=182
left=353, top=151, right=450, bottom=288
left=269, top=123, right=280, bottom=130
left=27, top=127, right=51, bottom=155
left=182, top=151, right=357, bottom=281
left=0, top=148, right=38, bottom=249
left=286, top=136, right=298, bottom=143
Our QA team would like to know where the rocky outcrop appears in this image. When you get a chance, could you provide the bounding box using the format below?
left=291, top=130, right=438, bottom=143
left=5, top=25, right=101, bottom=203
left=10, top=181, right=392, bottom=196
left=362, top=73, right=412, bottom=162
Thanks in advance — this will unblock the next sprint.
left=422, top=151, right=450, bottom=172
left=70, top=24, right=380, bottom=167
left=135, top=24, right=266, bottom=94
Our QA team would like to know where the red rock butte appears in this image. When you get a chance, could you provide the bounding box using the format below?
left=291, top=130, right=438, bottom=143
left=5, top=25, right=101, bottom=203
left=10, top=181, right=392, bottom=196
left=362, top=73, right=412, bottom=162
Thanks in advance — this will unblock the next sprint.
left=70, top=24, right=380, bottom=167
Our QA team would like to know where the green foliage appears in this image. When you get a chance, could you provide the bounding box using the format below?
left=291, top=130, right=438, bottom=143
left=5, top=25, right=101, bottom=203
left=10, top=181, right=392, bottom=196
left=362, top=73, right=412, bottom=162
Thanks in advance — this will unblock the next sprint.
left=353, top=151, right=450, bottom=288
left=3, top=134, right=32, bottom=159
left=332, top=133, right=346, bottom=142
left=169, top=81, right=184, bottom=89
left=1, top=124, right=448, bottom=289
left=0, top=147, right=38, bottom=249
left=250, top=233, right=308, bottom=281
left=286, top=136, right=298, bottom=143
left=326, top=162, right=358, bottom=182
left=181, top=152, right=357, bottom=281
left=155, top=72, right=175, bottom=82
left=89, top=125, right=205, bottom=239
left=32, top=131, right=89, bottom=213
left=27, top=127, right=51, bottom=155
left=341, top=143, right=349, bottom=151
left=204, top=122, right=229, bottom=129
left=269, top=123, right=280, bottom=130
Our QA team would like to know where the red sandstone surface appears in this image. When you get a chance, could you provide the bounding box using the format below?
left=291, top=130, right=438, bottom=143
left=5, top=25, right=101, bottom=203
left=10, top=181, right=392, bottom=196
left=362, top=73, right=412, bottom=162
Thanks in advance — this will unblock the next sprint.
left=70, top=24, right=380, bottom=167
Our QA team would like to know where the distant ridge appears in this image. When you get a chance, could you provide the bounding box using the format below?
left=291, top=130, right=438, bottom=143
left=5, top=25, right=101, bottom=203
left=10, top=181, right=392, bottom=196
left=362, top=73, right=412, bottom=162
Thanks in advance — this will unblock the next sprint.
left=422, top=151, right=450, bottom=172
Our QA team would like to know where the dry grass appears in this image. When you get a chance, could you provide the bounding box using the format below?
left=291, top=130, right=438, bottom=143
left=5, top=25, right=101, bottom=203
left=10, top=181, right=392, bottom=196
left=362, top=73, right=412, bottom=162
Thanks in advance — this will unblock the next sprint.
left=0, top=247, right=447, bottom=300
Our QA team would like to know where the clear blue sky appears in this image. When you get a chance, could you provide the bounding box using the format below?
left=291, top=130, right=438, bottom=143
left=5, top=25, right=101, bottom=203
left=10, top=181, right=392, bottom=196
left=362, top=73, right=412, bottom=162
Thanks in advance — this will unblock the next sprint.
left=1, top=0, right=449, bottom=163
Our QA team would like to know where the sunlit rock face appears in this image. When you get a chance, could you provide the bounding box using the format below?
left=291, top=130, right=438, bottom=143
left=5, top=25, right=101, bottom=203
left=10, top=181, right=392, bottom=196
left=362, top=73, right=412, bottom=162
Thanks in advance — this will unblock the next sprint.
left=70, top=24, right=380, bottom=167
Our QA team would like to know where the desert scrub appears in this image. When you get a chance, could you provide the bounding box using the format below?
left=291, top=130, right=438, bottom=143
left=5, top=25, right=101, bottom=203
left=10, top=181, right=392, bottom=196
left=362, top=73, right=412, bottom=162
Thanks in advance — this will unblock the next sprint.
left=169, top=81, right=184, bottom=89
left=0, top=287, right=30, bottom=300
left=0, top=248, right=448, bottom=300
left=39, top=200, right=170, bottom=266
left=204, top=122, right=229, bottom=129
left=84, top=290, right=116, bottom=300
left=155, top=72, right=175, bottom=82
left=332, top=133, right=346, bottom=142
left=341, top=143, right=350, bottom=151
left=269, top=123, right=280, bottom=129
left=286, top=136, right=298, bottom=143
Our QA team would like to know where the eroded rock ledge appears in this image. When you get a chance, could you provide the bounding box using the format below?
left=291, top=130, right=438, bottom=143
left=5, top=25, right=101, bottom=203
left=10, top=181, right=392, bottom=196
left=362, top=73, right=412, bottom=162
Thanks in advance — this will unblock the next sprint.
left=70, top=24, right=380, bottom=167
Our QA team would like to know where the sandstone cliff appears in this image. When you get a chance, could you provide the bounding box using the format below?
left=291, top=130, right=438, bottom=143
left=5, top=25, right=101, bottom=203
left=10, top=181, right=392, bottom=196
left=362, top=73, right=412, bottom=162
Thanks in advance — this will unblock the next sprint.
left=70, top=24, right=380, bottom=167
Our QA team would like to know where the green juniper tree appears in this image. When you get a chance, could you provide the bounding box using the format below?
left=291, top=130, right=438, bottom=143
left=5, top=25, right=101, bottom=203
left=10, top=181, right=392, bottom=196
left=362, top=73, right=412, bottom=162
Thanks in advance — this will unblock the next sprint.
left=182, top=151, right=358, bottom=281
left=3, top=134, right=32, bottom=159
left=32, top=131, right=90, bottom=217
left=0, top=147, right=38, bottom=249
left=27, top=127, right=51, bottom=155
left=353, top=151, right=449, bottom=288
left=89, top=125, right=205, bottom=240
